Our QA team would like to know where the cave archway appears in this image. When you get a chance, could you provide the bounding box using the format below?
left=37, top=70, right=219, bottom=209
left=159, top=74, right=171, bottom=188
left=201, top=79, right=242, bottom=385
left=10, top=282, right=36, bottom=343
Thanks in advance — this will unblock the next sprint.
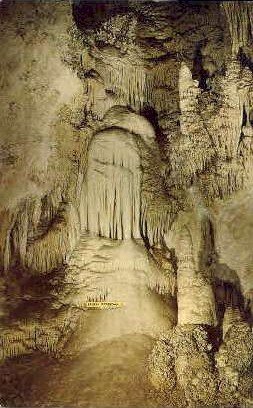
left=82, top=127, right=141, bottom=240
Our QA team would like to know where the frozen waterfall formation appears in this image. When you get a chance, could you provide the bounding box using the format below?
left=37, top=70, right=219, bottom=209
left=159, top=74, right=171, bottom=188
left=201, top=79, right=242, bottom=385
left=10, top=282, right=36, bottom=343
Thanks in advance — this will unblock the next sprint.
left=81, top=124, right=142, bottom=240
left=1, top=1, right=253, bottom=407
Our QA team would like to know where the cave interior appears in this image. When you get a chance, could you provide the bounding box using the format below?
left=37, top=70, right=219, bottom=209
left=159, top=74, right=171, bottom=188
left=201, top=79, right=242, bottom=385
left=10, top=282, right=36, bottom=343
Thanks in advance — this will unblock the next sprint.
left=0, top=0, right=253, bottom=407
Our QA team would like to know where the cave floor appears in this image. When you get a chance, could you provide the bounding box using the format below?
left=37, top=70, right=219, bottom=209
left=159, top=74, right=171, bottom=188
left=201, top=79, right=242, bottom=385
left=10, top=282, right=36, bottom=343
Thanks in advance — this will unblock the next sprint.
left=0, top=334, right=162, bottom=407
left=0, top=236, right=177, bottom=407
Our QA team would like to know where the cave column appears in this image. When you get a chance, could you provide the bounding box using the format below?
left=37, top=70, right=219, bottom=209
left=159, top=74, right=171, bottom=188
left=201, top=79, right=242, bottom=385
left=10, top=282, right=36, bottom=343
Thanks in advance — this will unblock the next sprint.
left=172, top=213, right=217, bottom=326
left=166, top=212, right=218, bottom=406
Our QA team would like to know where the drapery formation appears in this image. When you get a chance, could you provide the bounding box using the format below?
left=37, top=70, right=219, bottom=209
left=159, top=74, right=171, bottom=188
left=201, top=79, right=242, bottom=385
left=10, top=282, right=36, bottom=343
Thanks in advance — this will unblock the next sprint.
left=81, top=128, right=141, bottom=240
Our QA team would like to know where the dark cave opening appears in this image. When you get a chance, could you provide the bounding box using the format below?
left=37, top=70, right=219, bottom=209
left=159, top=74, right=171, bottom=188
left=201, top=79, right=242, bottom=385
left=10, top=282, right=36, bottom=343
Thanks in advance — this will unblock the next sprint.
left=72, top=0, right=130, bottom=31
left=242, top=104, right=247, bottom=127
left=141, top=105, right=166, bottom=148
left=249, top=109, right=253, bottom=127
left=238, top=47, right=253, bottom=73
left=192, top=40, right=210, bottom=91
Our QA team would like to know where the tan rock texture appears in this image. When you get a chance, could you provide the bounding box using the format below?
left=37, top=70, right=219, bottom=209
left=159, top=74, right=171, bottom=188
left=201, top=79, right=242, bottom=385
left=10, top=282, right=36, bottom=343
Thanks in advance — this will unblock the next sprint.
left=0, top=1, right=253, bottom=407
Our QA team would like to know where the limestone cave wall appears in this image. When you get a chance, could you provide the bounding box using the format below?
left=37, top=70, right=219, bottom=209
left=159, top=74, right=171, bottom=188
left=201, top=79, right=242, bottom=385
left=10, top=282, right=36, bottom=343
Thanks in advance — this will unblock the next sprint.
left=0, top=1, right=253, bottom=407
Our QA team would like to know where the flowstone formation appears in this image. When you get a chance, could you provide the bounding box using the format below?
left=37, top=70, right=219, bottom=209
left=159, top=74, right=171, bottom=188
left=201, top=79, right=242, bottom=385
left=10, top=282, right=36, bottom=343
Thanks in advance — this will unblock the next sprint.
left=0, top=0, right=253, bottom=407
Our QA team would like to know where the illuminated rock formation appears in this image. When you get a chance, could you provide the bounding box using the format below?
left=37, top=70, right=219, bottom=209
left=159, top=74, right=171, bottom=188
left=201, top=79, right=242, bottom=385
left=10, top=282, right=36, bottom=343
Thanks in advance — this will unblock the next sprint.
left=0, top=0, right=253, bottom=407
left=81, top=128, right=141, bottom=239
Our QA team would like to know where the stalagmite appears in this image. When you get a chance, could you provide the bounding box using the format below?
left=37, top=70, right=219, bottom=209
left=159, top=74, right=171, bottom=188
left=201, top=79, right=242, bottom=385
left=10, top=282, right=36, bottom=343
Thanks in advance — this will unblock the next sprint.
left=216, top=307, right=253, bottom=402
left=168, top=210, right=217, bottom=326
left=176, top=227, right=217, bottom=326
left=171, top=325, right=218, bottom=406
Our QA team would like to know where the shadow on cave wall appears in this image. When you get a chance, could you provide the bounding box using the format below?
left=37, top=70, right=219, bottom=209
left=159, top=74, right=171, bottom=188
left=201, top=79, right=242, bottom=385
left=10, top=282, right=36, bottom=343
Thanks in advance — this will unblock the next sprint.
left=140, top=105, right=167, bottom=149
left=192, top=40, right=210, bottom=91
left=72, top=0, right=130, bottom=31
left=199, top=215, right=251, bottom=348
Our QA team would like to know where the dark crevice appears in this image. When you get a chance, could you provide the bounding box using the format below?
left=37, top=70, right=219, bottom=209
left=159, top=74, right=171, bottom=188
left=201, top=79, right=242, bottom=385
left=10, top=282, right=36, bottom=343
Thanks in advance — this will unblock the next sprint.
left=81, top=69, right=102, bottom=80
left=72, top=0, right=130, bottom=32
left=249, top=109, right=253, bottom=127
left=141, top=105, right=166, bottom=149
left=192, top=39, right=210, bottom=90
left=238, top=47, right=253, bottom=73
left=242, top=104, right=247, bottom=127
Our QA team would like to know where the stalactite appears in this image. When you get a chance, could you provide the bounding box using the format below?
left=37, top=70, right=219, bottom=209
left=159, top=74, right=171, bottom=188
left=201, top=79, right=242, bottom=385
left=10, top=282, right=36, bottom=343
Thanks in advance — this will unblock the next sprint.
left=28, top=199, right=42, bottom=233
left=90, top=54, right=147, bottom=113
left=25, top=203, right=80, bottom=274
left=222, top=1, right=253, bottom=56
left=40, top=187, right=64, bottom=226
left=11, top=202, right=29, bottom=266
left=81, top=129, right=141, bottom=240
left=177, top=58, right=253, bottom=199
left=105, top=61, right=146, bottom=111
left=0, top=210, right=17, bottom=273
left=145, top=60, right=180, bottom=115
left=141, top=201, right=171, bottom=247
left=210, top=60, right=249, bottom=160
left=174, top=62, right=215, bottom=187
